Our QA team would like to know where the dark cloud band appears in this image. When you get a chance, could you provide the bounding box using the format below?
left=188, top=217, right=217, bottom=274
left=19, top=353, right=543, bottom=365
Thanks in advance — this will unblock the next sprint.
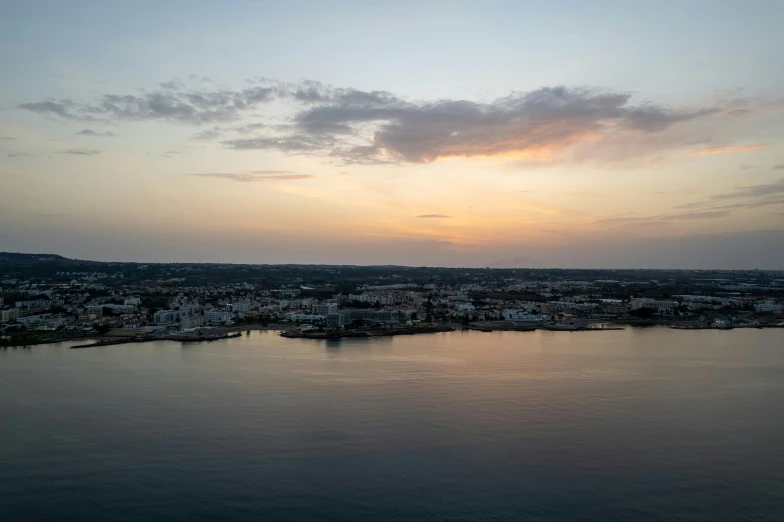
left=19, top=77, right=760, bottom=165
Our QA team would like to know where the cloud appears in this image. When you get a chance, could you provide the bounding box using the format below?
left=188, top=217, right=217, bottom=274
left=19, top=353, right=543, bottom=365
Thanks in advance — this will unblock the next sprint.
left=710, top=196, right=784, bottom=212
left=0, top=136, right=14, bottom=140
left=191, top=127, right=223, bottom=141
left=665, top=210, right=732, bottom=220
left=223, top=134, right=336, bottom=153
left=415, top=214, right=452, bottom=218
left=57, top=148, right=103, bottom=156
left=774, top=165, right=784, bottom=169
left=704, top=179, right=784, bottom=201
left=291, top=86, right=721, bottom=164
left=688, top=144, right=767, bottom=156
left=234, top=122, right=266, bottom=133
left=18, top=77, right=772, bottom=165
left=185, top=170, right=312, bottom=182
left=740, top=164, right=757, bottom=169
left=597, top=210, right=732, bottom=226
left=19, top=80, right=280, bottom=124
left=8, top=152, right=32, bottom=157
left=18, top=100, right=85, bottom=120
left=159, top=80, right=184, bottom=90
left=76, top=129, right=115, bottom=137
left=187, top=74, right=213, bottom=84
left=674, top=179, right=784, bottom=213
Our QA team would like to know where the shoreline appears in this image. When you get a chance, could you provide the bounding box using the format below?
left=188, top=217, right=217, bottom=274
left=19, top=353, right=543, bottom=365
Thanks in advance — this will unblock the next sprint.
left=4, top=321, right=781, bottom=349
left=70, top=331, right=244, bottom=349
left=280, top=325, right=455, bottom=339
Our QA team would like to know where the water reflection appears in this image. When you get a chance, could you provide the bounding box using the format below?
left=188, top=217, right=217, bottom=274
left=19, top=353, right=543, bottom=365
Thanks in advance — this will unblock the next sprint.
left=1, top=329, right=783, bottom=521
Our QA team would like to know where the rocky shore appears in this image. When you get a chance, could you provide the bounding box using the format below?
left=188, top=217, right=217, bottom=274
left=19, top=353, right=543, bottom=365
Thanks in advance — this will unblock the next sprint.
left=280, top=325, right=455, bottom=339
left=70, top=331, right=243, bottom=349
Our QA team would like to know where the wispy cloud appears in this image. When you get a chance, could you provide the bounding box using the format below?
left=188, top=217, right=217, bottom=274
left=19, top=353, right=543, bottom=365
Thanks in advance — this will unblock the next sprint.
left=18, top=80, right=280, bottom=124
left=688, top=144, right=767, bottom=156
left=191, top=127, right=222, bottom=141
left=57, top=148, right=103, bottom=156
left=76, top=129, right=115, bottom=137
left=415, top=214, right=452, bottom=218
left=222, top=135, right=337, bottom=154
left=8, top=152, right=32, bottom=157
left=597, top=210, right=732, bottom=225
left=710, top=196, right=784, bottom=212
left=0, top=136, right=14, bottom=140
left=666, top=210, right=733, bottom=220
left=675, top=179, right=784, bottom=212
left=185, top=170, right=312, bottom=182
left=18, top=100, right=82, bottom=120
left=234, top=122, right=266, bottom=134
left=740, top=164, right=757, bottom=169
left=774, top=165, right=784, bottom=169
left=702, top=179, right=784, bottom=202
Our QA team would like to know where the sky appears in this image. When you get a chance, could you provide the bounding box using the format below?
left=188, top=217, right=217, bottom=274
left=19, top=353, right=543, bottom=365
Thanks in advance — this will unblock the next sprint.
left=1, top=0, right=783, bottom=269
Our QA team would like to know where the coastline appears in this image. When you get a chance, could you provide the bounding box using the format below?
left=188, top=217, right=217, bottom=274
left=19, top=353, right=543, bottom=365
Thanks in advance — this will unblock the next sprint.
left=280, top=325, right=455, bottom=339
left=4, top=320, right=781, bottom=350
left=70, top=331, right=244, bottom=349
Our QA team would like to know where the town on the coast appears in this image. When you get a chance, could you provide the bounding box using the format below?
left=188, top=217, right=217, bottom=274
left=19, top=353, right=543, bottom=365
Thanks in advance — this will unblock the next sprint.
left=1, top=252, right=782, bottom=346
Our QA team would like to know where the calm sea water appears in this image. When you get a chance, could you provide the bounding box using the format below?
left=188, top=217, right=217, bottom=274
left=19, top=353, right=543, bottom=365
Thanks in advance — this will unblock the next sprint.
left=1, top=328, right=783, bottom=521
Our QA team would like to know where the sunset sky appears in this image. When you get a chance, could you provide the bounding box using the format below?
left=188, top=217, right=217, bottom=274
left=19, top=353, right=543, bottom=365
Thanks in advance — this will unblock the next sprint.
left=1, top=0, right=783, bottom=268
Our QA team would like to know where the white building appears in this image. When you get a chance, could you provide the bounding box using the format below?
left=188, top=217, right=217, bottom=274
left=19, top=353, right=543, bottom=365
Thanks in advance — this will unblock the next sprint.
left=755, top=300, right=782, bottom=313
left=204, top=310, right=232, bottom=323
left=86, top=305, right=104, bottom=317
left=181, top=314, right=204, bottom=329
left=347, top=294, right=393, bottom=305
left=231, top=302, right=251, bottom=313
left=312, top=303, right=338, bottom=315
left=16, top=299, right=60, bottom=308
left=154, top=310, right=179, bottom=325
left=278, top=299, right=303, bottom=310
left=1, top=308, right=20, bottom=323
left=103, top=304, right=137, bottom=314
left=502, top=309, right=548, bottom=322
left=630, top=298, right=676, bottom=311
left=284, top=313, right=325, bottom=322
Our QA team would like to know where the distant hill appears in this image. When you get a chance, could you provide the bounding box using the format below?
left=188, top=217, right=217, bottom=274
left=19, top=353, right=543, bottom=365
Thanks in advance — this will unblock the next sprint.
left=0, top=252, right=73, bottom=264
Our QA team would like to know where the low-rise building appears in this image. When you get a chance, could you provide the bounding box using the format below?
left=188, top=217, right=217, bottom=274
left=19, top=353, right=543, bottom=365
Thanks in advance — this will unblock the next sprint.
left=284, top=313, right=325, bottom=322
left=630, top=298, right=676, bottom=311
left=204, top=310, right=232, bottom=324
left=312, top=303, right=338, bottom=315
left=755, top=300, right=782, bottom=313
left=154, top=310, right=179, bottom=325
left=231, top=302, right=251, bottom=313
left=502, top=309, right=548, bottom=322
left=1, top=308, right=20, bottom=323
left=181, top=314, right=204, bottom=329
